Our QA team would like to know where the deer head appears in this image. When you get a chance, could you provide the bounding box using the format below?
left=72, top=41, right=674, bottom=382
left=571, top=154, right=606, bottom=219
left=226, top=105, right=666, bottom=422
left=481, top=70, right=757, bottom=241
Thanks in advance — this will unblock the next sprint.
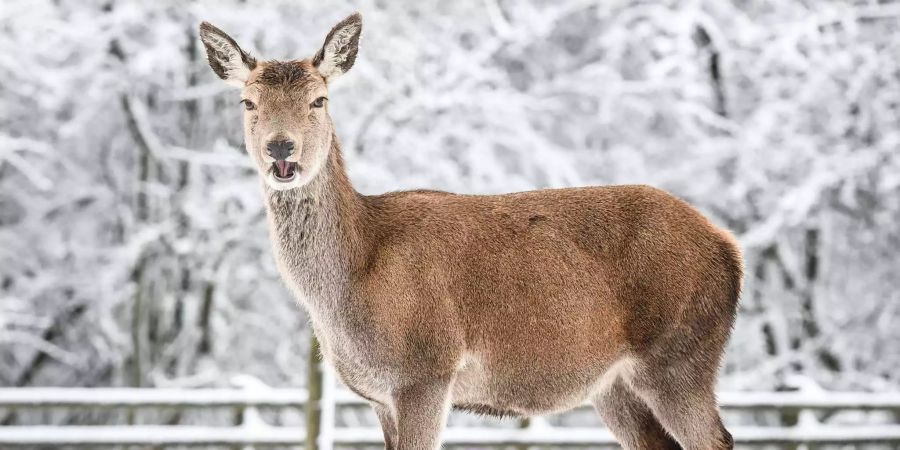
left=199, top=13, right=362, bottom=191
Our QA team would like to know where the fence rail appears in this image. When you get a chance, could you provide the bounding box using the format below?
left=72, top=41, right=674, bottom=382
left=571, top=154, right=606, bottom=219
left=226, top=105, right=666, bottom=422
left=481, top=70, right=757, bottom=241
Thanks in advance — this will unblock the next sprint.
left=2, top=425, right=900, bottom=446
left=5, top=388, right=900, bottom=410
left=2, top=388, right=900, bottom=447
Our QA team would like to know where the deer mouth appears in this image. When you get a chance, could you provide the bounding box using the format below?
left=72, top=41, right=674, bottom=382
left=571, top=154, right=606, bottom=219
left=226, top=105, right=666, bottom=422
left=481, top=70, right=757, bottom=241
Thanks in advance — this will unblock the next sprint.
left=271, top=160, right=298, bottom=181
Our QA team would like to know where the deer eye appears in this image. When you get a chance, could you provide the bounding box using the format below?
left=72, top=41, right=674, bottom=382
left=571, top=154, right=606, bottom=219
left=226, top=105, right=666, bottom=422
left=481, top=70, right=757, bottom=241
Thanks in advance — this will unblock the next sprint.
left=311, top=97, right=327, bottom=108
left=240, top=99, right=256, bottom=111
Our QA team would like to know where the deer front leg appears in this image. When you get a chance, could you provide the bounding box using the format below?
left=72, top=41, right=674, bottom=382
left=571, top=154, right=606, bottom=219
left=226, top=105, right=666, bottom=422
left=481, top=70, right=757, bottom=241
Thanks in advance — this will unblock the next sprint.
left=372, top=402, right=398, bottom=450
left=393, top=375, right=454, bottom=450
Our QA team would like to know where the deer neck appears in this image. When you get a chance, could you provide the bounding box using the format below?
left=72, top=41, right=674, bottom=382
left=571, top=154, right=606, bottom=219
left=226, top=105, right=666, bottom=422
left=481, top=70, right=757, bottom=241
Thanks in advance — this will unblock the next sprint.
left=264, top=136, right=368, bottom=317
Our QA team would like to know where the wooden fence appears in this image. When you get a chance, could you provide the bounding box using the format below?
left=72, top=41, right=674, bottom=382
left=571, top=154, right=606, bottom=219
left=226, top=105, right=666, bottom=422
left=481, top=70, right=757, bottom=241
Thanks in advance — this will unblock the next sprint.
left=1, top=383, right=900, bottom=447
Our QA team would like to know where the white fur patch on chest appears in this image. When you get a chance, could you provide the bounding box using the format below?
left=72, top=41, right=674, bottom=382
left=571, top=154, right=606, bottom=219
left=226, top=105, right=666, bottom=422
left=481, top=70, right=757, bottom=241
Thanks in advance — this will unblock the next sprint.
left=592, top=357, right=637, bottom=396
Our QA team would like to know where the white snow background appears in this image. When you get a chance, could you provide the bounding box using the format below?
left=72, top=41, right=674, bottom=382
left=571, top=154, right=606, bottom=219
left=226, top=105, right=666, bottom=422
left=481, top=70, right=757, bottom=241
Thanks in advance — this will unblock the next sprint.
left=1, top=0, right=899, bottom=447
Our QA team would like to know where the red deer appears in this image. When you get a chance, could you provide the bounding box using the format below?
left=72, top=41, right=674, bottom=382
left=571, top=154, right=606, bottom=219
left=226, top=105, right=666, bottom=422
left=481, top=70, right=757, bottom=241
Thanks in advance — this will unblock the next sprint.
left=200, top=12, right=742, bottom=450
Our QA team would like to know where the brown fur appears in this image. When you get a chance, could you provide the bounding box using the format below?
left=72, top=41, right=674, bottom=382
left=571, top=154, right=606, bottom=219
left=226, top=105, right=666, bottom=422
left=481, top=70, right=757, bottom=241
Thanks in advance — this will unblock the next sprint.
left=258, top=61, right=312, bottom=86
left=200, top=13, right=742, bottom=450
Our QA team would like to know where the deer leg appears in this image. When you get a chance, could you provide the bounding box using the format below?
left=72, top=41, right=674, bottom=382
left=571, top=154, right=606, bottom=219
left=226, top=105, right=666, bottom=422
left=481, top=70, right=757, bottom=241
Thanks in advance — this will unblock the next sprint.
left=592, top=378, right=681, bottom=450
left=632, top=381, right=731, bottom=450
left=627, top=355, right=733, bottom=450
left=372, top=401, right=398, bottom=450
left=393, top=375, right=454, bottom=450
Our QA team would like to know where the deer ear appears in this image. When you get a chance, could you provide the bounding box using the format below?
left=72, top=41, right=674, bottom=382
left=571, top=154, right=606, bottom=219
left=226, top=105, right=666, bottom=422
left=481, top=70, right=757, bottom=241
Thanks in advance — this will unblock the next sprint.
left=199, top=22, right=257, bottom=88
left=313, top=12, right=362, bottom=81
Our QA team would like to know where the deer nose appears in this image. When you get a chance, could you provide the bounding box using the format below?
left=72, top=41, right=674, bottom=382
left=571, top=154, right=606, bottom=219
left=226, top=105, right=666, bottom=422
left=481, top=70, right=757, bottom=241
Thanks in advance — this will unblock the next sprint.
left=266, top=140, right=294, bottom=160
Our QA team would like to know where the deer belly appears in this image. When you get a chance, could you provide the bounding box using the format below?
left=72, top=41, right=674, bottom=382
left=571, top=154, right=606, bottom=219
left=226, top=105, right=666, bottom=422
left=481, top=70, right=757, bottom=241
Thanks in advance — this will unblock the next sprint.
left=450, top=352, right=619, bottom=417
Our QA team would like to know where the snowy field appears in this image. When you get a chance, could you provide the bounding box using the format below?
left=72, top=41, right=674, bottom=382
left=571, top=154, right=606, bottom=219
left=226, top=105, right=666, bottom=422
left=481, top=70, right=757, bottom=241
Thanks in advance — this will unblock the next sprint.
left=2, top=0, right=900, bottom=448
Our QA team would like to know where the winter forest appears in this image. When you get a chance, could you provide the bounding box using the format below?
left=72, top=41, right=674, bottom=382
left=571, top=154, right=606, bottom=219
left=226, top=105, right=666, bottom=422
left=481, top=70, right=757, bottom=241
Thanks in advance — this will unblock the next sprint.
left=1, top=0, right=899, bottom=445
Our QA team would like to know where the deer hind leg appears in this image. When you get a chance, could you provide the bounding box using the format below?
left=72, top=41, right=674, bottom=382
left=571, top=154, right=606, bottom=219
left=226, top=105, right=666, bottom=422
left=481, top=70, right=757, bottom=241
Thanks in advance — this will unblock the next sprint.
left=625, top=335, right=734, bottom=449
left=628, top=373, right=732, bottom=450
left=592, top=377, right=681, bottom=450
left=393, top=375, right=454, bottom=450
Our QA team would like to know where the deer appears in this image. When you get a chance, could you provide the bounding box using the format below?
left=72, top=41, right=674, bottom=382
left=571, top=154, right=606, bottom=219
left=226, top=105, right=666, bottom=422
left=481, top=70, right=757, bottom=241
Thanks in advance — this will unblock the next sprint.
left=199, top=12, right=742, bottom=450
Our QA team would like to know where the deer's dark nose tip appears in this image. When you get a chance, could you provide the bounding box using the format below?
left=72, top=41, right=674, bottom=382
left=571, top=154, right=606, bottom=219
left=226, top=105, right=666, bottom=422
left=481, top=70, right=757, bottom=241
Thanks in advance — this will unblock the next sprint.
left=266, top=140, right=294, bottom=160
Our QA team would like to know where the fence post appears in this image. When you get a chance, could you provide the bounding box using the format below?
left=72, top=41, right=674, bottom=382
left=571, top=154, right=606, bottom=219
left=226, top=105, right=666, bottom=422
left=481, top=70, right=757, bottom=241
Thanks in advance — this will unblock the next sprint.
left=306, top=332, right=323, bottom=450
left=319, top=363, right=336, bottom=450
left=516, top=417, right=531, bottom=450
left=232, top=404, right=245, bottom=450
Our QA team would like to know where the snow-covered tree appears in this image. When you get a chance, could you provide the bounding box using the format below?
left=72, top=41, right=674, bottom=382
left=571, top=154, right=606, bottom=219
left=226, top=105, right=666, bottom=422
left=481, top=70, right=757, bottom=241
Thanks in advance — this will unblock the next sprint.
left=1, top=0, right=898, bottom=417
